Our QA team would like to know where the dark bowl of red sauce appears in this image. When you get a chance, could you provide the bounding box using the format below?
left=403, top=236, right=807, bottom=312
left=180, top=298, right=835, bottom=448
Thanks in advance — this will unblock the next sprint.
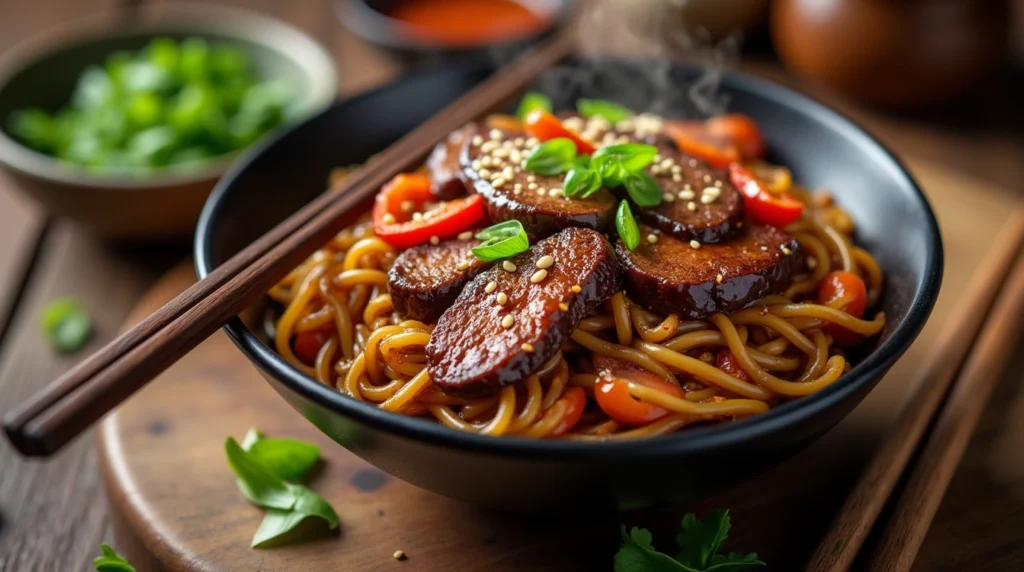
left=337, top=0, right=570, bottom=60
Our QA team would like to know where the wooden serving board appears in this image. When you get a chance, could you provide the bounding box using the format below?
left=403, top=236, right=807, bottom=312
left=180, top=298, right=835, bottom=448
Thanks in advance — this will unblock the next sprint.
left=97, top=160, right=1024, bottom=572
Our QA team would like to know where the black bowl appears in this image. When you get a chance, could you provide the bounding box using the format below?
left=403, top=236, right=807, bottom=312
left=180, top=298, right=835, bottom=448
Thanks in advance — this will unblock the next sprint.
left=195, top=61, right=942, bottom=512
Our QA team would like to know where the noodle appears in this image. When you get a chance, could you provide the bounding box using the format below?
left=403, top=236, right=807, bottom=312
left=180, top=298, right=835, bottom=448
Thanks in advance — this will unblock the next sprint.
left=267, top=163, right=886, bottom=441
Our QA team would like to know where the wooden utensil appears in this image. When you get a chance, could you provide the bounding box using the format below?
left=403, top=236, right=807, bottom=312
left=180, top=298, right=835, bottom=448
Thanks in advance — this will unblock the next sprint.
left=805, top=210, right=1024, bottom=571
left=864, top=248, right=1024, bottom=571
left=2, top=30, right=575, bottom=457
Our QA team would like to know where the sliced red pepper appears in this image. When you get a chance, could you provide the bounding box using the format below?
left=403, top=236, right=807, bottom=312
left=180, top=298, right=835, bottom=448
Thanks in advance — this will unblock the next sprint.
left=293, top=329, right=331, bottom=365
left=706, top=114, right=765, bottom=161
left=715, top=349, right=750, bottom=382
left=523, top=109, right=596, bottom=154
left=818, top=271, right=869, bottom=346
left=549, top=386, right=587, bottom=436
left=372, top=173, right=486, bottom=249
left=728, top=162, right=803, bottom=227
left=665, top=120, right=741, bottom=169
left=591, top=355, right=685, bottom=427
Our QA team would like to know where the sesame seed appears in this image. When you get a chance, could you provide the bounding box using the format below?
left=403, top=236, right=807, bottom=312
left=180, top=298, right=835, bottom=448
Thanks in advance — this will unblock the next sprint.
left=492, top=147, right=508, bottom=158
left=527, top=182, right=538, bottom=190
left=679, top=190, right=696, bottom=200
left=714, top=180, right=723, bottom=188
left=513, top=188, right=522, bottom=195
left=700, top=194, right=717, bottom=205
left=548, top=188, right=563, bottom=198
left=530, top=269, right=548, bottom=283
left=716, top=273, right=724, bottom=284
left=521, top=343, right=534, bottom=352
left=456, top=260, right=470, bottom=270
left=501, top=315, right=515, bottom=329
left=493, top=177, right=508, bottom=188
left=481, top=157, right=493, bottom=168
left=393, top=550, right=406, bottom=561
left=471, top=135, right=484, bottom=146
left=571, top=284, right=582, bottom=293
left=381, top=213, right=396, bottom=225
left=660, top=158, right=674, bottom=169
left=690, top=240, right=701, bottom=249
left=496, top=292, right=508, bottom=305
left=471, top=160, right=482, bottom=170
left=429, top=235, right=440, bottom=245
left=513, top=137, right=525, bottom=147
left=671, top=165, right=682, bottom=174
left=650, top=166, right=662, bottom=176
left=558, top=303, right=569, bottom=312
left=536, top=187, right=547, bottom=196
left=513, top=183, right=523, bottom=191
left=647, top=233, right=658, bottom=244
left=703, top=174, right=712, bottom=183
left=536, top=255, right=554, bottom=269
left=687, top=201, right=697, bottom=212
left=400, top=200, right=414, bottom=213
left=526, top=174, right=537, bottom=183
left=458, top=231, right=473, bottom=240
left=489, top=129, right=503, bottom=141
left=510, top=150, right=522, bottom=163
left=478, top=168, right=492, bottom=179
left=481, top=141, right=498, bottom=153
left=807, top=258, right=818, bottom=269
left=672, top=173, right=682, bottom=182
left=501, top=167, right=514, bottom=179
left=412, top=212, right=424, bottom=221
left=485, top=281, right=497, bottom=293
left=782, top=246, right=792, bottom=255
left=689, top=158, right=698, bottom=167
left=503, top=261, right=517, bottom=272
left=760, top=246, right=768, bottom=251
left=526, top=137, right=539, bottom=147
left=653, top=154, right=663, bottom=162
left=662, top=192, right=675, bottom=203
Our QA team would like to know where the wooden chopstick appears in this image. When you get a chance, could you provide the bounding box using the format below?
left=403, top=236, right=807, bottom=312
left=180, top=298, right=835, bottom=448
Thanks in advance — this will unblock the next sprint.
left=805, top=210, right=1024, bottom=572
left=2, top=31, right=576, bottom=457
left=863, top=247, right=1024, bottom=571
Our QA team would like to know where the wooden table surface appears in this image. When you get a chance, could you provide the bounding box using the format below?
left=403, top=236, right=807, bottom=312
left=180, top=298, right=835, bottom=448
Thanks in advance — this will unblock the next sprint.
left=0, top=1, right=1021, bottom=571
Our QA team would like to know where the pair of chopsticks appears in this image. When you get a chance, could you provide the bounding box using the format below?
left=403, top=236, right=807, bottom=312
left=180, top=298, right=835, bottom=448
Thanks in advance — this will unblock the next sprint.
left=2, top=31, right=576, bottom=457
left=806, top=211, right=1024, bottom=571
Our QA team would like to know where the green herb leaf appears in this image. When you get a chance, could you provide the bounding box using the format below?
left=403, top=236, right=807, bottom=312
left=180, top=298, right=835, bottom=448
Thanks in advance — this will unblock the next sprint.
left=592, top=143, right=658, bottom=172
left=564, top=167, right=603, bottom=199
left=615, top=526, right=694, bottom=572
left=704, top=553, right=766, bottom=571
left=523, top=137, right=577, bottom=176
left=472, top=220, right=530, bottom=262
left=577, top=98, right=633, bottom=123
left=675, top=510, right=730, bottom=569
left=248, top=438, right=320, bottom=481
left=225, top=437, right=296, bottom=510
left=573, top=154, right=592, bottom=169
left=251, top=488, right=340, bottom=548
left=93, top=543, right=136, bottom=572
left=623, top=170, right=663, bottom=207
left=516, top=92, right=552, bottom=120
left=616, top=201, right=641, bottom=251
left=40, top=297, right=92, bottom=353
left=241, top=427, right=263, bottom=450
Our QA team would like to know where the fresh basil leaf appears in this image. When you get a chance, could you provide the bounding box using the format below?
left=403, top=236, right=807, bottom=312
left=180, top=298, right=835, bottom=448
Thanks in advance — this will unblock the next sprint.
left=94, top=543, right=136, bottom=572
left=241, top=427, right=263, bottom=450
left=472, top=220, right=530, bottom=262
left=573, top=154, right=591, bottom=169
left=225, top=437, right=296, bottom=510
left=577, top=98, right=633, bottom=123
left=523, top=137, right=576, bottom=176
left=592, top=143, right=658, bottom=172
left=616, top=201, right=641, bottom=251
left=564, top=168, right=603, bottom=199
left=40, top=297, right=92, bottom=353
left=675, top=510, right=730, bottom=568
left=248, top=438, right=320, bottom=481
left=595, top=157, right=627, bottom=188
left=251, top=487, right=340, bottom=548
left=516, top=92, right=552, bottom=120
left=614, top=526, right=694, bottom=572
left=623, top=170, right=663, bottom=207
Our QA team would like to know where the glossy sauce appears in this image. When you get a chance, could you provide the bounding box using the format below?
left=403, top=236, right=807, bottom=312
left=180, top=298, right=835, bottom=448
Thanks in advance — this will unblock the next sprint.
left=388, top=0, right=551, bottom=47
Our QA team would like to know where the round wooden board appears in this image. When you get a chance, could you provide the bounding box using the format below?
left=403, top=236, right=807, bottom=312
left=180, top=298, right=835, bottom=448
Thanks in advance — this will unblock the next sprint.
left=97, top=263, right=620, bottom=572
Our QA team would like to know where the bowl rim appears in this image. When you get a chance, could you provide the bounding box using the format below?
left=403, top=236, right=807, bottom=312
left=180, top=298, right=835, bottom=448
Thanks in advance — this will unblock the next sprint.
left=0, top=2, right=338, bottom=189
left=195, top=61, right=944, bottom=460
left=336, top=0, right=570, bottom=52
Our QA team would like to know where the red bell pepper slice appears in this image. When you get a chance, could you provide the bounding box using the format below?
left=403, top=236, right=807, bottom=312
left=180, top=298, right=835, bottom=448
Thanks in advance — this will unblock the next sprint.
left=523, top=109, right=596, bottom=154
left=728, top=162, right=803, bottom=227
left=371, top=173, right=486, bottom=249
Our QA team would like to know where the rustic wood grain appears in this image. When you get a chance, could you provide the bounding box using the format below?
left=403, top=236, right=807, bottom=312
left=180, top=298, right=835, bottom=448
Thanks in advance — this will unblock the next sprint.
left=865, top=252, right=1024, bottom=570
left=90, top=161, right=1024, bottom=572
left=0, top=222, right=175, bottom=571
left=0, top=173, right=45, bottom=339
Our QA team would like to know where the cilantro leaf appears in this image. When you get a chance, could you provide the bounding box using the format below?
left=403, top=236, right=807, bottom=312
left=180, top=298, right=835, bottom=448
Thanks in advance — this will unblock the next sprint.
left=705, top=552, right=766, bottom=571
left=93, top=543, right=136, bottom=571
left=615, top=526, right=695, bottom=572
left=675, top=509, right=731, bottom=568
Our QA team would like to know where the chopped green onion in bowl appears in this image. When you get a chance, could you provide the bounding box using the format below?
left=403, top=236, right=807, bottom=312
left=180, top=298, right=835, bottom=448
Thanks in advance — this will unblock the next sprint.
left=7, top=37, right=297, bottom=174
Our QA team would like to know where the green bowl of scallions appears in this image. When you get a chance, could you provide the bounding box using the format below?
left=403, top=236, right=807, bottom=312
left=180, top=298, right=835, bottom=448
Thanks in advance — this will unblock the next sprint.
left=0, top=5, right=336, bottom=240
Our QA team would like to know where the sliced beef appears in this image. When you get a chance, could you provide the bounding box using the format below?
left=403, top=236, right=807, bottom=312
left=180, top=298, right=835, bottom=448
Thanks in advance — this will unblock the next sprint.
left=635, top=149, right=745, bottom=244
left=461, top=126, right=616, bottom=238
left=426, top=124, right=473, bottom=200
left=387, top=238, right=491, bottom=323
left=616, top=224, right=801, bottom=319
left=427, top=228, right=620, bottom=397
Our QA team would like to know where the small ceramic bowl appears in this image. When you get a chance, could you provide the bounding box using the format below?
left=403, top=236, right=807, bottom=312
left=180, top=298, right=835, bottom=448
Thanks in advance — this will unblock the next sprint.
left=0, top=4, right=337, bottom=240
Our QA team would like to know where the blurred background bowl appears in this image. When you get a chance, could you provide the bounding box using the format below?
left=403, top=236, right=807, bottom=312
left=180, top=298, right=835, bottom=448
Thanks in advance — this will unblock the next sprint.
left=336, top=0, right=571, bottom=63
left=0, top=4, right=337, bottom=241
